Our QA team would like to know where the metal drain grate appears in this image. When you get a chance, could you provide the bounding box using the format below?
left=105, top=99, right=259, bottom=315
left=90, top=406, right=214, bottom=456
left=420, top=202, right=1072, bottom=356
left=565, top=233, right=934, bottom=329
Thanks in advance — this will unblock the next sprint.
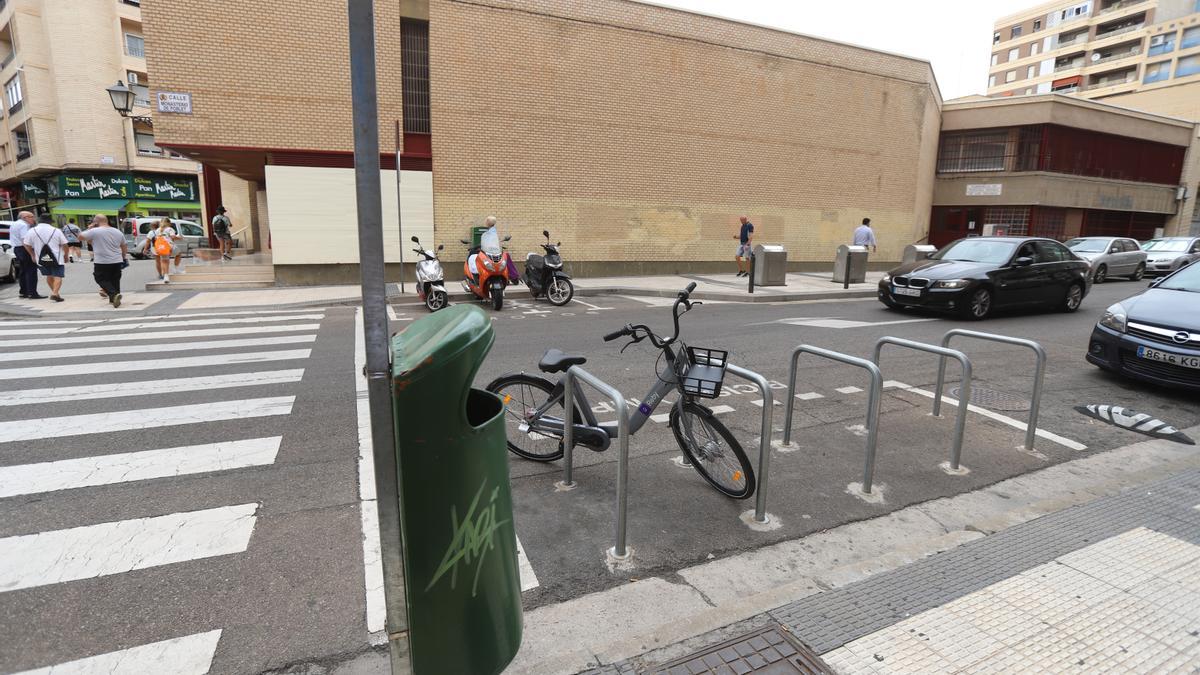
left=950, top=385, right=1030, bottom=412
left=647, top=624, right=831, bottom=674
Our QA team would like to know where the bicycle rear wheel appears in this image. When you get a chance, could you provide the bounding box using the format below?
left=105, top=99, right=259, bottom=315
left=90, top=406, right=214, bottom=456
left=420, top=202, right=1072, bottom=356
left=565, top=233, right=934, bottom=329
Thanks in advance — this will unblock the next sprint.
left=669, top=401, right=755, bottom=499
left=487, top=373, right=580, bottom=462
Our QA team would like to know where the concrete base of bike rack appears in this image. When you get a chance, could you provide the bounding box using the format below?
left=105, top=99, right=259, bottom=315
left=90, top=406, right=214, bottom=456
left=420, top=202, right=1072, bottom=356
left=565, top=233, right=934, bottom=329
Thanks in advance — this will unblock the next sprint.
left=939, top=461, right=971, bottom=476
left=554, top=480, right=579, bottom=492
left=739, top=509, right=782, bottom=532
left=671, top=455, right=693, bottom=468
left=1017, top=444, right=1049, bottom=461
left=770, top=439, right=800, bottom=453
left=846, top=481, right=887, bottom=504
left=606, top=546, right=636, bottom=572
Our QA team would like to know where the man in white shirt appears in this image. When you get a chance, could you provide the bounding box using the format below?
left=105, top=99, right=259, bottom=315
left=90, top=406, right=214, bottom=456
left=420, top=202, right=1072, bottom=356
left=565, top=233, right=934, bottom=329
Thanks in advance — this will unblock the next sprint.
left=23, top=213, right=68, bottom=302
left=9, top=210, right=42, bottom=299
left=853, top=217, right=877, bottom=253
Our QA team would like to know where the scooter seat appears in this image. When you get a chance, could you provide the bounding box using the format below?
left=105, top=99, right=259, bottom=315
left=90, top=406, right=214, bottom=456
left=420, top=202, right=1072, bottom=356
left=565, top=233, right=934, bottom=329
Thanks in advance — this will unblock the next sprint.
left=538, top=348, right=587, bottom=374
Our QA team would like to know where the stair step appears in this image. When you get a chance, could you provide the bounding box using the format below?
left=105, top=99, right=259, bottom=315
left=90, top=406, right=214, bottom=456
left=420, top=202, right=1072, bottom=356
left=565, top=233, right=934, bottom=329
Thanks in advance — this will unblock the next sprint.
left=145, top=279, right=276, bottom=291
left=170, top=273, right=275, bottom=283
left=178, top=266, right=274, bottom=275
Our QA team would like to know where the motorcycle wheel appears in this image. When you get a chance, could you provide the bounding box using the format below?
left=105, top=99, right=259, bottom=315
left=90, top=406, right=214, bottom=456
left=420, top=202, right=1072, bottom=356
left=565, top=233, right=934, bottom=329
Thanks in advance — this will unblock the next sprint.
left=426, top=290, right=447, bottom=311
left=491, top=285, right=504, bottom=311
left=547, top=277, right=574, bottom=306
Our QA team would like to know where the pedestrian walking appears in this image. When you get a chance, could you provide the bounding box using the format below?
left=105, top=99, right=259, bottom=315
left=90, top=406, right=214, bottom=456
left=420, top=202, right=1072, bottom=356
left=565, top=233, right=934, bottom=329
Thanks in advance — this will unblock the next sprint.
left=853, top=217, right=877, bottom=253
left=9, top=210, right=43, bottom=299
left=143, top=217, right=181, bottom=283
left=212, top=206, right=234, bottom=260
left=79, top=215, right=128, bottom=308
left=733, top=215, right=754, bottom=277
left=23, top=213, right=68, bottom=302
left=63, top=218, right=84, bottom=262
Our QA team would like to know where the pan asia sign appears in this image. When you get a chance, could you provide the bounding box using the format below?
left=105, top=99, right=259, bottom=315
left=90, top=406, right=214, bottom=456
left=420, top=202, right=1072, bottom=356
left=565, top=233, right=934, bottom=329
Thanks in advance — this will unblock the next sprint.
left=58, top=174, right=131, bottom=199
left=49, top=173, right=198, bottom=202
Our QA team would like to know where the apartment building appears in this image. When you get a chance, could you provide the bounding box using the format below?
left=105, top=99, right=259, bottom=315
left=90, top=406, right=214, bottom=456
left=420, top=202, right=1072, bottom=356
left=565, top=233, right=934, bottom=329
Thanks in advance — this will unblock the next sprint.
left=987, top=0, right=1200, bottom=100
left=0, top=0, right=201, bottom=225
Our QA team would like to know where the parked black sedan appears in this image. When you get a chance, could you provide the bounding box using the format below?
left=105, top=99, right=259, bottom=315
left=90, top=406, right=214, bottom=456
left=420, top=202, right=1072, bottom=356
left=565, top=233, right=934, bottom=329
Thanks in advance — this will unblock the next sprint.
left=1087, top=261, right=1200, bottom=392
left=878, top=237, right=1091, bottom=320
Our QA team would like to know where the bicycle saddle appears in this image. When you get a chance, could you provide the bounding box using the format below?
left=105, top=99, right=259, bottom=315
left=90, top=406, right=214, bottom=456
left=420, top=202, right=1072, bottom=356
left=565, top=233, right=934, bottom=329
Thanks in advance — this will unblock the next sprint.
left=538, top=348, right=587, bottom=374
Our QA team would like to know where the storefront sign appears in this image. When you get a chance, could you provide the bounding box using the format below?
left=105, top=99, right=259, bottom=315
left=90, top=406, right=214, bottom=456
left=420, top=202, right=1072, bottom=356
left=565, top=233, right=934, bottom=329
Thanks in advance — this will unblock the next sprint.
left=966, top=184, right=1003, bottom=197
left=132, top=174, right=198, bottom=201
left=156, top=91, right=193, bottom=114
left=21, top=180, right=47, bottom=199
left=58, top=174, right=131, bottom=199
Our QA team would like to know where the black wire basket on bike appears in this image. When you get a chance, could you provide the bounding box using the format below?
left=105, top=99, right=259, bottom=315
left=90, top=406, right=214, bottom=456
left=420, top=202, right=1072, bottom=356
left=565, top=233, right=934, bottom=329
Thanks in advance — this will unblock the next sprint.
left=679, top=345, right=728, bottom=398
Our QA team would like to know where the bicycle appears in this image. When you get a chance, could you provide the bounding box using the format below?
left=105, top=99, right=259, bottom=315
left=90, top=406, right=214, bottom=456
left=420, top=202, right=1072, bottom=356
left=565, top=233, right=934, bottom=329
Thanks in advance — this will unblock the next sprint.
left=486, top=283, right=756, bottom=499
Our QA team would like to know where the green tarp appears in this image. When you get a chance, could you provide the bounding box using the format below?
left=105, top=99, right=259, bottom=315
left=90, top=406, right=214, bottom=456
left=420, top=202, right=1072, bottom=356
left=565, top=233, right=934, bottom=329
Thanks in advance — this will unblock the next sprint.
left=126, top=200, right=202, bottom=212
left=48, top=199, right=127, bottom=216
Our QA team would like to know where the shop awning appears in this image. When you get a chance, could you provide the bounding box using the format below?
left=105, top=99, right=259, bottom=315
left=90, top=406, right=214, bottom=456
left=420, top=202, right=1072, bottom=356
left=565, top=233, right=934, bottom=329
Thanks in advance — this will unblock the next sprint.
left=126, top=200, right=202, bottom=213
left=49, top=199, right=127, bottom=216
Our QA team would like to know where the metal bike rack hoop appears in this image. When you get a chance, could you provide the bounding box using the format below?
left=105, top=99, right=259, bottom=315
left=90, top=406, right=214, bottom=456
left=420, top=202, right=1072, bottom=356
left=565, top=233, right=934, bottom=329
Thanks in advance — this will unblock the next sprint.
left=562, top=365, right=631, bottom=560
left=783, top=345, right=884, bottom=493
left=933, top=329, right=1046, bottom=452
left=725, top=364, right=774, bottom=524
left=872, top=337, right=973, bottom=471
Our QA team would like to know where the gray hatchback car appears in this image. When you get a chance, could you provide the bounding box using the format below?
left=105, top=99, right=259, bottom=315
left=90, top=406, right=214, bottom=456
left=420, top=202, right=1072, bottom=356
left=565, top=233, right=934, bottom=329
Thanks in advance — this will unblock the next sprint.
left=1064, top=236, right=1148, bottom=283
left=1141, top=237, right=1200, bottom=276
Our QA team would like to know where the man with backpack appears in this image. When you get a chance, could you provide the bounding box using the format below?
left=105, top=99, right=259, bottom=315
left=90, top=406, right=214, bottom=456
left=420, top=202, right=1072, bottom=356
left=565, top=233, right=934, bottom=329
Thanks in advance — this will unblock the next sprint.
left=23, top=213, right=68, bottom=302
left=212, top=206, right=233, bottom=260
left=9, top=211, right=43, bottom=299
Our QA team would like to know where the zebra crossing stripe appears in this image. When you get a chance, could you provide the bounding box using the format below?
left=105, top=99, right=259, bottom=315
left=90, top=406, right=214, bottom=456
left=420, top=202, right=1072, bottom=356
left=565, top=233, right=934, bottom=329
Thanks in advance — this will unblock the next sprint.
left=0, top=349, right=311, bottom=381
left=0, top=504, right=258, bottom=593
left=0, top=324, right=322, bottom=349
left=3, top=335, right=316, bottom=362
left=12, top=629, right=222, bottom=675
left=0, top=314, right=324, bottom=337
left=0, top=396, right=296, bottom=443
left=1, top=370, right=305, bottom=407
left=0, top=437, right=283, bottom=498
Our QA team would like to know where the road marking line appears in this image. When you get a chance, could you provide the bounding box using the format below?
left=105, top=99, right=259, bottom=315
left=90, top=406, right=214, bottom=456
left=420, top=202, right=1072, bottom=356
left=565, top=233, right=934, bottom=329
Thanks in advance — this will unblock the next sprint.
left=650, top=413, right=672, bottom=423
left=709, top=405, right=735, bottom=415
left=836, top=386, right=864, bottom=394
left=771, top=317, right=937, bottom=329
left=2, top=335, right=316, bottom=362
left=0, top=323, right=322, bottom=349
left=0, top=397, right=295, bottom=443
left=1, top=370, right=305, bottom=407
left=517, top=537, right=540, bottom=592
left=0, top=504, right=258, bottom=593
left=882, top=380, right=911, bottom=389
left=13, top=629, right=223, bottom=675
left=902, top=386, right=1088, bottom=451
left=571, top=299, right=613, bottom=310
left=0, top=314, right=324, bottom=337
left=751, top=399, right=781, bottom=407
left=0, top=437, right=283, bottom=498
left=795, top=392, right=824, bottom=401
left=0, top=349, right=311, bottom=381
left=355, top=308, right=386, bottom=640
left=0, top=308, right=323, bottom=328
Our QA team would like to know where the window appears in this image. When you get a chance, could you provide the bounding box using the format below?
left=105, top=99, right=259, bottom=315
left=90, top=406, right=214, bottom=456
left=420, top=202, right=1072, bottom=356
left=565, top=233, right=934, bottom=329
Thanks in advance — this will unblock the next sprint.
left=1009, top=47, right=1020, bottom=61
left=991, top=53, right=999, bottom=66
left=400, top=19, right=430, bottom=134
left=4, top=73, right=21, bottom=112
left=994, top=31, right=1001, bottom=44
left=1012, top=25, right=1023, bottom=38
left=937, top=131, right=1008, bottom=173
left=1028, top=65, right=1037, bottom=78
left=989, top=74, right=997, bottom=87
left=124, top=33, right=144, bottom=58
left=1006, top=70, right=1017, bottom=82
left=1144, top=60, right=1171, bottom=83
left=1183, top=26, right=1200, bottom=49
left=134, top=130, right=161, bottom=155
left=1149, top=32, right=1176, bottom=56
left=1030, top=42, right=1039, bottom=56
left=13, top=123, right=30, bottom=160
left=1034, top=240, right=1072, bottom=262
left=178, top=222, right=203, bottom=237
left=1034, top=19, right=1042, bottom=31
left=1177, top=54, right=1200, bottom=77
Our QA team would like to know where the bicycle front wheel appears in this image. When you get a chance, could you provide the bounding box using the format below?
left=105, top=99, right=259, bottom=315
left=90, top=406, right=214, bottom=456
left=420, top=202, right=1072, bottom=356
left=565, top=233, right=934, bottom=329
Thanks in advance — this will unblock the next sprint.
left=487, top=373, right=580, bottom=462
left=669, top=401, right=755, bottom=499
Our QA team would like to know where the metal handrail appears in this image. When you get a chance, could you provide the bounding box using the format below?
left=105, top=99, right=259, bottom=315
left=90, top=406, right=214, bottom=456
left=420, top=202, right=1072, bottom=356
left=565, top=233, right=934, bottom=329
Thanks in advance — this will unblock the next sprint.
left=873, top=337, right=972, bottom=471
left=562, top=365, right=631, bottom=560
left=726, top=364, right=774, bottom=524
left=783, top=345, right=884, bottom=493
left=934, top=330, right=1046, bottom=452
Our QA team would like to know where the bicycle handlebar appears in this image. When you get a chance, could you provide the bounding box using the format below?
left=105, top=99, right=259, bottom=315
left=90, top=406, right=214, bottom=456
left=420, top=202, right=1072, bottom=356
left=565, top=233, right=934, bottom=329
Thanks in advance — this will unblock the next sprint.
left=604, top=284, right=697, bottom=349
left=603, top=327, right=631, bottom=342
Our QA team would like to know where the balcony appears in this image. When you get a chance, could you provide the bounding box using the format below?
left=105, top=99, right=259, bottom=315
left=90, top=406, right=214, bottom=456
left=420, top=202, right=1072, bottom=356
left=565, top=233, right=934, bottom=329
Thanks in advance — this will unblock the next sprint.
left=1056, top=59, right=1085, bottom=71
left=1089, top=70, right=1138, bottom=89
left=1096, top=23, right=1144, bottom=40
left=1091, top=46, right=1142, bottom=64
left=1098, top=0, right=1148, bottom=15
left=1056, top=33, right=1088, bottom=49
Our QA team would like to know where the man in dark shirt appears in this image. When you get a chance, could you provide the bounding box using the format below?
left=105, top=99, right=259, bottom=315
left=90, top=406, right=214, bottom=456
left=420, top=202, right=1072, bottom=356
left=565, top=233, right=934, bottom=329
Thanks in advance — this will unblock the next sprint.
left=733, top=216, right=754, bottom=277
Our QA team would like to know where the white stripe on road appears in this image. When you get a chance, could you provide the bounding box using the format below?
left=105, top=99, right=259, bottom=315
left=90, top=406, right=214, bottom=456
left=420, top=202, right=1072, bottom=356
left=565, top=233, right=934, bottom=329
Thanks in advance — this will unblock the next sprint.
left=901, top=386, right=1088, bottom=451
left=0, top=307, right=323, bottom=326
left=0, top=314, right=324, bottom=337
left=752, top=399, right=781, bottom=407
left=0, top=437, right=283, bottom=498
left=0, top=504, right=258, bottom=593
left=0, top=323, right=321, bottom=348
left=651, top=404, right=734, bottom=423
left=709, top=405, right=735, bottom=415
left=3, top=335, right=315, bottom=362
left=1, top=370, right=304, bottom=407
left=13, top=629, right=222, bottom=675
left=570, top=299, right=612, bottom=310
left=355, top=308, right=386, bottom=640
left=0, top=397, right=295, bottom=443
left=836, top=386, right=864, bottom=394
left=882, top=380, right=911, bottom=389
left=650, top=412, right=672, bottom=423
left=795, top=392, right=825, bottom=401
left=0, top=349, right=310, bottom=381
left=516, top=537, right=540, bottom=592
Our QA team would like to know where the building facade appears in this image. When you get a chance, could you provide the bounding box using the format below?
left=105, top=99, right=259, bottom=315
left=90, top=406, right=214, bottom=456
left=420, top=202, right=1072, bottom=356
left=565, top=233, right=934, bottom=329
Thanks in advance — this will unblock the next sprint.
left=987, top=0, right=1200, bottom=100
left=142, top=0, right=943, bottom=282
left=930, top=95, right=1196, bottom=247
left=0, top=0, right=202, bottom=225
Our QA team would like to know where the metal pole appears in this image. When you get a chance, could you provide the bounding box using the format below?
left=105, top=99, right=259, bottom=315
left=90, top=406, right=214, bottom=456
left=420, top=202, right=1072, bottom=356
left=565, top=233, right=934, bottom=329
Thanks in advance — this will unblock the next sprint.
left=563, top=373, right=576, bottom=488
left=748, top=253, right=755, bottom=294
left=727, top=364, right=772, bottom=523
left=395, top=121, right=405, bottom=295
left=564, top=366, right=630, bottom=559
left=873, top=337, right=972, bottom=471
left=843, top=255, right=851, bottom=290
left=348, top=3, right=409, bottom=673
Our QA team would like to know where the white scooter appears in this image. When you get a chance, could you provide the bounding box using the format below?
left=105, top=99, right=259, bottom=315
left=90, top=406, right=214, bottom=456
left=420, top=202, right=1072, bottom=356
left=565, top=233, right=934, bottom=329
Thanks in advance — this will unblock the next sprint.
left=411, top=235, right=448, bottom=312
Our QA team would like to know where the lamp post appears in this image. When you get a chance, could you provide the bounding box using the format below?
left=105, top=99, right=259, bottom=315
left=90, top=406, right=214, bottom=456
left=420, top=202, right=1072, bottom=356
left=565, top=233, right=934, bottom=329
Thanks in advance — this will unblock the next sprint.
left=105, top=80, right=152, bottom=170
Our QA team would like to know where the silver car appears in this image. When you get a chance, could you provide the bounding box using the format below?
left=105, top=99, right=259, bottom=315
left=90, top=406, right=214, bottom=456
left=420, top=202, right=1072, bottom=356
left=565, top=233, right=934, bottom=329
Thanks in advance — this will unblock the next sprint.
left=123, top=217, right=207, bottom=259
left=1142, top=237, right=1200, bottom=276
left=1064, top=236, right=1147, bottom=283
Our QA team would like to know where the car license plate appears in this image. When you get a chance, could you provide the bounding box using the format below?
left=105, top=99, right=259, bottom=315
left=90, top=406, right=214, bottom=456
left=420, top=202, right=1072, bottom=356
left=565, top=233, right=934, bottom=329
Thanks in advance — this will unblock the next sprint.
left=1137, top=346, right=1200, bottom=369
left=893, top=286, right=922, bottom=297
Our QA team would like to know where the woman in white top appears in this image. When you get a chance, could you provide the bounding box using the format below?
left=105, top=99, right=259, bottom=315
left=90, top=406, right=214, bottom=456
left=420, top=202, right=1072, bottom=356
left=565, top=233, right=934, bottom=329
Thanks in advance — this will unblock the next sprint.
left=143, top=217, right=182, bottom=282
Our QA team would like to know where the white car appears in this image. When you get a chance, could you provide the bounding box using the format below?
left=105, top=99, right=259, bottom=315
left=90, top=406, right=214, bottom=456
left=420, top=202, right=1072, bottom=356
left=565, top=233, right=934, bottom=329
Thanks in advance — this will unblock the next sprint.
left=122, top=217, right=207, bottom=259
left=1, top=238, right=16, bottom=283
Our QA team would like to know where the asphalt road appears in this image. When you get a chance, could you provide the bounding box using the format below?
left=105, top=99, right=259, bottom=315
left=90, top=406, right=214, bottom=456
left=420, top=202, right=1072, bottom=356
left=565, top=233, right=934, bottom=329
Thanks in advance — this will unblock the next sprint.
left=1, top=278, right=1195, bottom=674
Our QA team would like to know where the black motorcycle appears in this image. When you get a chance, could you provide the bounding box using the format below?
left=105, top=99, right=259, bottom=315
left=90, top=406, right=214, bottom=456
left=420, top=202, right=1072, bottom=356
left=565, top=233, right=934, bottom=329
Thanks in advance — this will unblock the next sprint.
left=524, top=229, right=574, bottom=306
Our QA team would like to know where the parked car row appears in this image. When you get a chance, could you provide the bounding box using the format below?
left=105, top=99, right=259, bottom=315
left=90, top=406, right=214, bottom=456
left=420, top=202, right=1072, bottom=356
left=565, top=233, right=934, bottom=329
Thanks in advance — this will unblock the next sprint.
left=121, top=217, right=207, bottom=259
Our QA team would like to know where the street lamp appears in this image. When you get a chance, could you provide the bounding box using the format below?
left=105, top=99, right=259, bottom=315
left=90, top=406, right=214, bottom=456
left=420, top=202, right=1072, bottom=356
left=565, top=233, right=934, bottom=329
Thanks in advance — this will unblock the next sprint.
left=105, top=80, right=152, bottom=170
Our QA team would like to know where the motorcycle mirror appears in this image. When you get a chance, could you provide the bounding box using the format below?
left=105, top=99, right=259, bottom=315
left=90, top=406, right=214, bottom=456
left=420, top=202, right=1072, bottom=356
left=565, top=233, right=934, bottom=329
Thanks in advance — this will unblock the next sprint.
left=557, top=241, right=561, bottom=246
left=460, top=239, right=470, bottom=245
left=410, top=235, right=419, bottom=243
left=437, top=244, right=444, bottom=251
left=503, top=235, right=512, bottom=242
left=542, top=229, right=550, bottom=238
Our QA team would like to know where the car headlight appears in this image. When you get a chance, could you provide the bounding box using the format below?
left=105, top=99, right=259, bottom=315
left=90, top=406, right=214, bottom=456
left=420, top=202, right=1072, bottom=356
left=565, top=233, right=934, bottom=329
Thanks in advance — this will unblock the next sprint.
left=1099, top=303, right=1127, bottom=333
left=881, top=272, right=892, bottom=283
left=932, top=279, right=969, bottom=289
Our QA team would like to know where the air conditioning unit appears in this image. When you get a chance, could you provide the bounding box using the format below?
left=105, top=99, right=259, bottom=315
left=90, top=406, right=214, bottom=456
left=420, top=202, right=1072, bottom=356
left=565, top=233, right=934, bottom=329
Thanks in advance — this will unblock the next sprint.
left=1151, top=35, right=1165, bottom=46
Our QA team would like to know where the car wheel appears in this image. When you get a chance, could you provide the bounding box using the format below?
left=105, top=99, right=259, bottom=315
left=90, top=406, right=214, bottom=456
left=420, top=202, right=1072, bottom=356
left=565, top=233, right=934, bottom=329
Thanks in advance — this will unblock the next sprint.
left=1093, top=264, right=1107, bottom=283
left=1060, top=283, right=1084, bottom=313
left=1130, top=263, right=1145, bottom=281
left=960, top=287, right=992, bottom=321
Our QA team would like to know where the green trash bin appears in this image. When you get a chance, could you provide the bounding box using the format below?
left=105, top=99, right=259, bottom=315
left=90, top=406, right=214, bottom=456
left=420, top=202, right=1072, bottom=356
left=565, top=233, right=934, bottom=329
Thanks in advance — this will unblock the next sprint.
left=390, top=304, right=523, bottom=674
left=470, top=225, right=491, bottom=248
